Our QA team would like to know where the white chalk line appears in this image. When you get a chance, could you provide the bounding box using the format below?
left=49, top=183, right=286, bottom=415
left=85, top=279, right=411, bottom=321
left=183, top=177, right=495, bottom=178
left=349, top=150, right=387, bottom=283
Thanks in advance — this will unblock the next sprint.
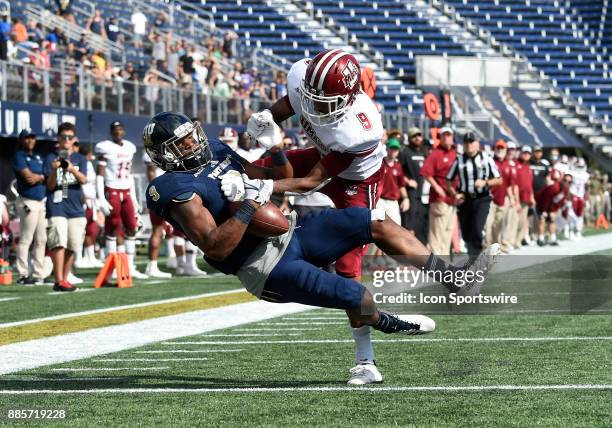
left=0, top=384, right=610, bottom=394
left=199, top=333, right=302, bottom=338
left=0, top=297, right=21, bottom=302
left=49, top=367, right=169, bottom=372
left=256, top=322, right=347, bottom=326
left=281, top=316, right=347, bottom=321
left=163, top=336, right=612, bottom=346
left=231, top=328, right=322, bottom=332
left=135, top=349, right=243, bottom=354
left=0, top=288, right=245, bottom=328
left=98, top=358, right=209, bottom=362
left=47, top=289, right=95, bottom=295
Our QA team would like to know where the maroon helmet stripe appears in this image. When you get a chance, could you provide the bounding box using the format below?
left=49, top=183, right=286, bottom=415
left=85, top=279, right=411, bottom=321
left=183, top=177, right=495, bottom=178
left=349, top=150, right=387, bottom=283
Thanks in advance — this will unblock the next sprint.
left=317, top=52, right=349, bottom=91
left=309, top=49, right=341, bottom=89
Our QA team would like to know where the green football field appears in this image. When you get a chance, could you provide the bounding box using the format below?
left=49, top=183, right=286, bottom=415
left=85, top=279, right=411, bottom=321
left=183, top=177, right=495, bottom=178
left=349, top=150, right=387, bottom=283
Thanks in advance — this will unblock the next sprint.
left=0, top=246, right=610, bottom=426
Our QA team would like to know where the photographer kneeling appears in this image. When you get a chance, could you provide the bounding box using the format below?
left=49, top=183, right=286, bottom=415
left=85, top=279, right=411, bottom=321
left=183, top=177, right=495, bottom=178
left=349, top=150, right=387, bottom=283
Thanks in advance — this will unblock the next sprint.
left=43, top=123, right=88, bottom=292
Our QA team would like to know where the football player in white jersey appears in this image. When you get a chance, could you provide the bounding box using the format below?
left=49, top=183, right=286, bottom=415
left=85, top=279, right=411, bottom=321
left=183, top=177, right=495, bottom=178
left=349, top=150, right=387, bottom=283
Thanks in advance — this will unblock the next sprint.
left=568, top=158, right=589, bottom=240
left=244, top=49, right=391, bottom=385
left=95, top=121, right=147, bottom=278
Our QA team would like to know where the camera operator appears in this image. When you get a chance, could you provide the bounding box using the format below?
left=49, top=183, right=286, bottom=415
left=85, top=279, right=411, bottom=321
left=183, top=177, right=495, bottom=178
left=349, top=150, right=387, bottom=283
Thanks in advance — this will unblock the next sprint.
left=43, top=123, right=88, bottom=292
left=12, top=129, right=47, bottom=285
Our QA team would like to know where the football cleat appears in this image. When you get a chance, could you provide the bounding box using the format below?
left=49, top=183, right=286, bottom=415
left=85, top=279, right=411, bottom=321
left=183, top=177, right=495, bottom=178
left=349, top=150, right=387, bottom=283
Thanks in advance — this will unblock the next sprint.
left=166, top=256, right=178, bottom=269
left=182, top=265, right=207, bottom=277
left=53, top=280, right=77, bottom=292
left=458, top=243, right=501, bottom=296
left=347, top=363, right=383, bottom=385
left=375, top=313, right=436, bottom=335
left=130, top=269, right=149, bottom=280
left=145, top=262, right=172, bottom=278
left=67, top=272, right=84, bottom=285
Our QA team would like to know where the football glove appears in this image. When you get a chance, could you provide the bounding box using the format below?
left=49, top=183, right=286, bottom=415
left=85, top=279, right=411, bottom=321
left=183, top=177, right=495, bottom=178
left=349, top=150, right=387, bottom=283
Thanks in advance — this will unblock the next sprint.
left=220, top=171, right=273, bottom=205
left=246, top=109, right=282, bottom=150
left=220, top=170, right=245, bottom=202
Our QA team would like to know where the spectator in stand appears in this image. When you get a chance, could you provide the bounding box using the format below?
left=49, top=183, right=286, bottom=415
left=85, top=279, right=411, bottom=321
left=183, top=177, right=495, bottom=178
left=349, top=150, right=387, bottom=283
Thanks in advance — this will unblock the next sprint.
left=179, top=46, right=195, bottom=87
left=399, top=127, right=427, bottom=244
left=28, top=21, right=45, bottom=45
left=167, top=43, right=180, bottom=78
left=151, top=33, right=167, bottom=68
left=485, top=140, right=510, bottom=251
left=86, top=9, right=107, bottom=38
left=74, top=33, right=89, bottom=61
left=514, top=146, right=535, bottom=246
left=12, top=18, right=28, bottom=44
left=43, top=123, right=88, bottom=292
left=105, top=17, right=121, bottom=44
left=130, top=9, right=147, bottom=48
left=222, top=31, right=238, bottom=59
left=0, top=12, right=10, bottom=61
left=270, top=70, right=288, bottom=100
left=12, top=129, right=48, bottom=286
left=420, top=126, right=457, bottom=255
left=152, top=11, right=168, bottom=31
left=55, top=0, right=76, bottom=24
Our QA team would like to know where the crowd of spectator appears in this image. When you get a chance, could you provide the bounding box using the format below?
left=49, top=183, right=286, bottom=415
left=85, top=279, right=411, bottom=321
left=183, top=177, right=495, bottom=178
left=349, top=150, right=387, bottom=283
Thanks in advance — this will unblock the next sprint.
left=1, top=6, right=286, bottom=116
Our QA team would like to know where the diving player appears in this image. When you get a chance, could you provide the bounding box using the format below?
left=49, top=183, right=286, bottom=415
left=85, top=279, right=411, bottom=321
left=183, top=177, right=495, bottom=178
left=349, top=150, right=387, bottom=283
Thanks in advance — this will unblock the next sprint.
left=247, top=49, right=386, bottom=383
left=144, top=112, right=500, bottom=384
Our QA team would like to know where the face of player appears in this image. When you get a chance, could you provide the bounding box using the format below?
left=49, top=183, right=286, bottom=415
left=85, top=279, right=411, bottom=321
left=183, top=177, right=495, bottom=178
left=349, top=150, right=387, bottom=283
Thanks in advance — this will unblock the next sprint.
left=440, top=132, right=453, bottom=149
left=520, top=152, right=531, bottom=162
left=112, top=126, right=125, bottom=143
left=57, top=130, right=76, bottom=150
left=464, top=140, right=480, bottom=156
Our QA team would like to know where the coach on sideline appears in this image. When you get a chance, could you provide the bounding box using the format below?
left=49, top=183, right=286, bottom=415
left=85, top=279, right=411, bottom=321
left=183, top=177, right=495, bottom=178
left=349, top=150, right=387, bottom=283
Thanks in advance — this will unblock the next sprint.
left=12, top=129, right=47, bottom=285
left=446, top=132, right=502, bottom=256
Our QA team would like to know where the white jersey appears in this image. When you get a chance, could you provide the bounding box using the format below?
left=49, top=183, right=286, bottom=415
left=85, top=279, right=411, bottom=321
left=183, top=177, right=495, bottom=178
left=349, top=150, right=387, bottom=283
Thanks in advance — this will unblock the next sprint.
left=287, top=59, right=384, bottom=181
left=142, top=151, right=164, bottom=178
left=570, top=168, right=589, bottom=198
left=95, top=139, right=137, bottom=190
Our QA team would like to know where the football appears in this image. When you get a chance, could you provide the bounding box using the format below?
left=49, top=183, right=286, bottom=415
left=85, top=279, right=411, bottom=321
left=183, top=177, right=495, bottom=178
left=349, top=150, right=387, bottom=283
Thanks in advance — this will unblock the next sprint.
left=228, top=201, right=289, bottom=238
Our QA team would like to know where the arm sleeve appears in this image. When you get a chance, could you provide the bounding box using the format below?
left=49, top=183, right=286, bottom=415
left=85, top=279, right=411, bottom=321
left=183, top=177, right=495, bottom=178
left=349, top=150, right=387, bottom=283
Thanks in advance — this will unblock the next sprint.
left=43, top=155, right=52, bottom=178
left=419, top=155, right=434, bottom=178
left=12, top=153, right=26, bottom=172
left=489, top=157, right=501, bottom=178
left=446, top=159, right=459, bottom=181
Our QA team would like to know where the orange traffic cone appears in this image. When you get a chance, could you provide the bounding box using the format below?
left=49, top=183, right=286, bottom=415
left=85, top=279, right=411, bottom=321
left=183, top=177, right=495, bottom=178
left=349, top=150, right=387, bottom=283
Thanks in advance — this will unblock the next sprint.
left=595, top=214, right=609, bottom=230
left=94, top=253, right=132, bottom=288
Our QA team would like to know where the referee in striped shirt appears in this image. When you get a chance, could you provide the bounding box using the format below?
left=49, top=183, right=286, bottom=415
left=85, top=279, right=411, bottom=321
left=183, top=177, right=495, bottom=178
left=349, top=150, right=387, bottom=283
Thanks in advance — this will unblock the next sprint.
left=445, top=132, right=502, bottom=256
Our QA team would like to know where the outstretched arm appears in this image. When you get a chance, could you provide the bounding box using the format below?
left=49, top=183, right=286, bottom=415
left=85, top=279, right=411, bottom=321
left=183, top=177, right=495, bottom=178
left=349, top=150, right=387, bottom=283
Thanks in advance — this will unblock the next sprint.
left=169, top=195, right=255, bottom=261
left=269, top=95, right=294, bottom=123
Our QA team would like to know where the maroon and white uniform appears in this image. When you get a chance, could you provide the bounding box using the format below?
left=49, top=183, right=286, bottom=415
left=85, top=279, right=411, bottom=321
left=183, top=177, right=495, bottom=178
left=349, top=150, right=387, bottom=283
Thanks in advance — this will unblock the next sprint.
left=256, top=51, right=384, bottom=277
left=95, top=139, right=138, bottom=235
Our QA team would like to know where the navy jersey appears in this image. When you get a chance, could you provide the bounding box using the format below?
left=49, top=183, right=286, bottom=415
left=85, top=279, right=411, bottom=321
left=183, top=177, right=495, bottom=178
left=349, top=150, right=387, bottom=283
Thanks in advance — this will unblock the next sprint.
left=13, top=150, right=46, bottom=200
left=146, top=139, right=264, bottom=275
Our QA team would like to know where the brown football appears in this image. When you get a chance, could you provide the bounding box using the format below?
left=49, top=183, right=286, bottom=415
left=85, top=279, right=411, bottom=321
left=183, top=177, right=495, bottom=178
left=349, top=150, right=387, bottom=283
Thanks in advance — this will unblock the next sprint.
left=229, top=201, right=289, bottom=238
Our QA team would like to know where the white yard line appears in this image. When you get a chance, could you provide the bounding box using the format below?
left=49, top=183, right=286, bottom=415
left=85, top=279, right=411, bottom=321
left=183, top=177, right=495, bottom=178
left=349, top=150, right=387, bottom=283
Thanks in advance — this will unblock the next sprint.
left=0, top=297, right=21, bottom=302
left=47, top=289, right=95, bottom=295
left=49, top=367, right=169, bottom=372
left=0, top=288, right=246, bottom=328
left=135, top=349, right=243, bottom=354
left=0, top=301, right=311, bottom=374
left=164, top=336, right=612, bottom=346
left=200, top=333, right=302, bottom=337
left=256, top=322, right=348, bottom=326
left=232, top=328, right=322, bottom=332
left=98, top=358, right=209, bottom=362
left=0, top=384, right=610, bottom=394
left=281, top=317, right=347, bottom=321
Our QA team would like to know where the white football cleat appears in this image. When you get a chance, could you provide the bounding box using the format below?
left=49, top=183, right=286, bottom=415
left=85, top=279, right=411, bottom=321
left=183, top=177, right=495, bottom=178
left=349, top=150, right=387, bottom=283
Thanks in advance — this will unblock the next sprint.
left=130, top=269, right=149, bottom=280
left=459, top=243, right=501, bottom=296
left=347, top=363, right=383, bottom=385
left=182, top=265, right=207, bottom=277
left=393, top=314, right=436, bottom=335
left=67, top=272, right=84, bottom=285
left=166, top=256, right=178, bottom=269
left=145, top=262, right=172, bottom=278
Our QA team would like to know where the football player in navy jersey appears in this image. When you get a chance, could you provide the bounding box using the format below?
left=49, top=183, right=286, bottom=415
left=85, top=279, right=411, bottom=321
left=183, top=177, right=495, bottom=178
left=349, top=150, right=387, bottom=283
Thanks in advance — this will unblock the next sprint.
left=144, top=112, right=500, bottom=384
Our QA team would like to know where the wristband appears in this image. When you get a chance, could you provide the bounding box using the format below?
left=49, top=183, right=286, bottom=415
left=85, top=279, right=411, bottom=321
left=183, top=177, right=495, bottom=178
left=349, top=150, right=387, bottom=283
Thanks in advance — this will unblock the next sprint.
left=234, top=201, right=257, bottom=224
left=270, top=150, right=288, bottom=166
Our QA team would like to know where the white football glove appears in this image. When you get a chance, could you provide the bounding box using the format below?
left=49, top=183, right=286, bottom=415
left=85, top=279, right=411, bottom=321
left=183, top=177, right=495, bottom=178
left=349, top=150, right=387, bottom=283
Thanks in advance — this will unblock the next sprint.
left=220, top=171, right=273, bottom=205
left=98, top=197, right=112, bottom=216
left=220, top=171, right=245, bottom=202
left=246, top=109, right=282, bottom=150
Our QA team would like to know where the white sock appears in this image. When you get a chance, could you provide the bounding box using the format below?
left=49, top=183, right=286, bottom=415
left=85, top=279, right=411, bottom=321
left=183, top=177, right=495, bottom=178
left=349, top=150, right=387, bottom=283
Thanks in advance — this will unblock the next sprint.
left=352, top=325, right=375, bottom=365
left=538, top=234, right=545, bottom=241
left=148, top=260, right=158, bottom=270
left=177, top=254, right=186, bottom=269
left=85, top=245, right=95, bottom=261
left=125, top=237, right=136, bottom=270
left=167, top=238, right=176, bottom=258
left=186, top=241, right=197, bottom=268
left=105, top=236, right=117, bottom=254
left=550, top=233, right=557, bottom=242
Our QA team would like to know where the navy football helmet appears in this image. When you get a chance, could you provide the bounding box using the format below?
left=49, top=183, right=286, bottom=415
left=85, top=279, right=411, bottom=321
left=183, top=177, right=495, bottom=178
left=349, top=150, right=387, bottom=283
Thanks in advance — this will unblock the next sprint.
left=143, top=112, right=212, bottom=172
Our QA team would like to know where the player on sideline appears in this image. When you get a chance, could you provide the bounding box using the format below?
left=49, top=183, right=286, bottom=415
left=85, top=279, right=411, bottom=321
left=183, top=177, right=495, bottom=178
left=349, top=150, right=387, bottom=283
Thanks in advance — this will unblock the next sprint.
left=95, top=121, right=147, bottom=278
left=247, top=49, right=387, bottom=383
left=144, top=112, right=500, bottom=384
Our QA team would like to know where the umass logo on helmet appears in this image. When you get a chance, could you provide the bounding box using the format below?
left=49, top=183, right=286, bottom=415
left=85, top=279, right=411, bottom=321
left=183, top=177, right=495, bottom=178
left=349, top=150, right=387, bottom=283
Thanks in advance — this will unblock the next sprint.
left=341, top=60, right=359, bottom=90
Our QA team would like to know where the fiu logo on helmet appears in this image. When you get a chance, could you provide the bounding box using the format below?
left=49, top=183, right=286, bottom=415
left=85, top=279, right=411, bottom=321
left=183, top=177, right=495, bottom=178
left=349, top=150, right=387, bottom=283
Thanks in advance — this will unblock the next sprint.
left=341, top=60, right=359, bottom=90
left=143, top=123, right=155, bottom=145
